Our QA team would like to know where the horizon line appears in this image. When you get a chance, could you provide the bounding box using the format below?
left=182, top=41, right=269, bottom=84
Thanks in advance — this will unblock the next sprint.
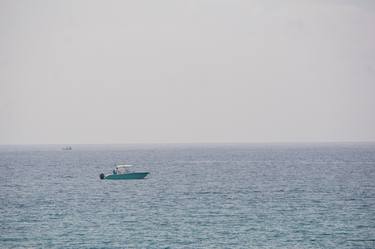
left=1, top=141, right=375, bottom=146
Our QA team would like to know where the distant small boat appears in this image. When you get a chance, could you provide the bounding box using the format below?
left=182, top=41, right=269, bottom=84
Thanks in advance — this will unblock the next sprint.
left=100, top=164, right=149, bottom=180
left=62, top=146, right=72, bottom=150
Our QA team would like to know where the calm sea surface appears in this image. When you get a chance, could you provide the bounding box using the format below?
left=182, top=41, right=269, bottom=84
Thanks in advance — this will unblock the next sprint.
left=1, top=143, right=375, bottom=249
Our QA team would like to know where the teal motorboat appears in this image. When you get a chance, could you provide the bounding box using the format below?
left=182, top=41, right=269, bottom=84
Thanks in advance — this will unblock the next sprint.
left=100, top=165, right=149, bottom=180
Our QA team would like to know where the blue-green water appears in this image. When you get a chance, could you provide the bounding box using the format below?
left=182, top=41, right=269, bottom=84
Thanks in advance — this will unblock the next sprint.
left=1, top=143, right=375, bottom=248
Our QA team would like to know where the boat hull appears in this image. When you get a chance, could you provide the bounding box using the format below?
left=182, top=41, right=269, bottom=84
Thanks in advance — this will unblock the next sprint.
left=104, top=172, right=149, bottom=180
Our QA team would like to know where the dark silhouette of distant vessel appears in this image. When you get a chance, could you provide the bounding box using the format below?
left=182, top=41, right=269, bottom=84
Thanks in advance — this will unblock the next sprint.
left=62, top=146, right=72, bottom=150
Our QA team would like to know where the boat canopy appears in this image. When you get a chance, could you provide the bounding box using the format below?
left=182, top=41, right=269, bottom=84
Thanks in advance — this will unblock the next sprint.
left=115, top=164, right=133, bottom=168
left=115, top=164, right=133, bottom=174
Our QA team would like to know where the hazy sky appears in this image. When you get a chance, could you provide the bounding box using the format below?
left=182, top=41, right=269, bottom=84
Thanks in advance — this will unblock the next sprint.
left=1, top=0, right=374, bottom=144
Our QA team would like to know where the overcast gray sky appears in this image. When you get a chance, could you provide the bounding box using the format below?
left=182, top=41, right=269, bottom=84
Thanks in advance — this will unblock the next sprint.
left=0, top=0, right=374, bottom=144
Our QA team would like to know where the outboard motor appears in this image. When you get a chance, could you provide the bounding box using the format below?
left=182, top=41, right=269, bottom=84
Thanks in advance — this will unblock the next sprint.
left=99, top=173, right=105, bottom=180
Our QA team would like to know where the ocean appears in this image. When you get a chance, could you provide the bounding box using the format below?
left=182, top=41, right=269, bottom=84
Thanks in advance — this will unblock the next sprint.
left=1, top=143, right=374, bottom=248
